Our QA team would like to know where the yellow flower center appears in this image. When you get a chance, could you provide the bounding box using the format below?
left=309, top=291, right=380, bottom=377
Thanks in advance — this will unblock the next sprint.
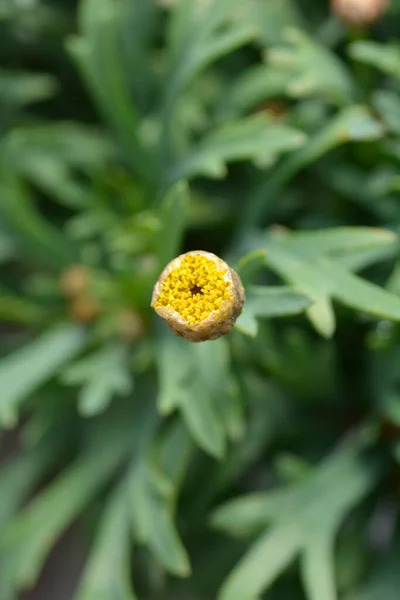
left=154, top=254, right=232, bottom=325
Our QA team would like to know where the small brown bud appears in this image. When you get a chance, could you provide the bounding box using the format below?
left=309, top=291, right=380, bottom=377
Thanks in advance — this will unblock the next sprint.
left=151, top=251, right=245, bottom=343
left=332, top=0, right=389, bottom=27
left=60, top=266, right=91, bottom=298
left=69, top=295, right=99, bottom=324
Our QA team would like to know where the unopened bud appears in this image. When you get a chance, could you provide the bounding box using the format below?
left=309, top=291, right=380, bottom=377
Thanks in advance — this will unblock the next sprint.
left=152, top=251, right=245, bottom=343
left=60, top=266, right=91, bottom=298
left=332, top=0, right=389, bottom=27
left=69, top=295, right=99, bottom=324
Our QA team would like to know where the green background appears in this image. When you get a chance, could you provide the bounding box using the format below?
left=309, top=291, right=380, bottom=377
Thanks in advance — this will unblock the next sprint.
left=1, top=1, right=400, bottom=599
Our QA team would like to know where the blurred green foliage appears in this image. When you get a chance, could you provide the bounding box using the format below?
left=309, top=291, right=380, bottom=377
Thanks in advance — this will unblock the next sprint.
left=1, top=1, right=400, bottom=599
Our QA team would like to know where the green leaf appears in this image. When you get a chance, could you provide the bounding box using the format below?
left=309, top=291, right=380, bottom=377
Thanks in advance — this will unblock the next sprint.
left=170, top=115, right=306, bottom=181
left=216, top=65, right=293, bottom=120
left=350, top=41, right=400, bottom=82
left=6, top=124, right=113, bottom=171
left=0, top=325, right=87, bottom=427
left=238, top=0, right=304, bottom=46
left=215, top=437, right=379, bottom=600
left=118, top=0, right=156, bottom=112
left=322, top=260, right=400, bottom=322
left=280, top=227, right=397, bottom=259
left=69, top=0, right=155, bottom=186
left=156, top=181, right=189, bottom=266
left=62, top=344, right=132, bottom=417
left=162, top=0, right=257, bottom=158
left=373, top=90, right=400, bottom=135
left=74, top=483, right=137, bottom=600
left=129, top=459, right=190, bottom=577
left=156, top=422, right=193, bottom=490
left=156, top=327, right=228, bottom=458
left=4, top=124, right=114, bottom=208
left=0, top=69, right=57, bottom=108
left=166, top=0, right=255, bottom=101
left=211, top=490, right=287, bottom=538
left=0, top=289, right=43, bottom=325
left=268, top=28, right=355, bottom=105
left=0, top=171, right=77, bottom=266
left=301, top=531, right=336, bottom=600
left=235, top=286, right=311, bottom=337
left=235, top=106, right=385, bottom=236
left=0, top=417, right=135, bottom=598
left=242, top=228, right=400, bottom=337
left=0, top=450, right=51, bottom=532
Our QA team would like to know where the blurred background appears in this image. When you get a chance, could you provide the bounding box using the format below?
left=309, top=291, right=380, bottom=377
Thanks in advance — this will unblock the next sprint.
left=2, top=0, right=400, bottom=599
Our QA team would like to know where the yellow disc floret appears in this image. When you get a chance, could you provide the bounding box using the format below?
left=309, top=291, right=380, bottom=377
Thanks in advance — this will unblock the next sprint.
left=154, top=253, right=232, bottom=325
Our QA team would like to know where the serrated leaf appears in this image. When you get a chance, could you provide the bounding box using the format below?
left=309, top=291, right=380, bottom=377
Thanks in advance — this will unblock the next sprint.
left=157, top=181, right=189, bottom=266
left=235, top=286, right=311, bottom=337
left=129, top=460, right=190, bottom=577
left=170, top=115, right=306, bottom=181
left=0, top=325, right=87, bottom=427
left=215, top=438, right=379, bottom=600
left=74, top=484, right=137, bottom=600
left=62, top=344, right=132, bottom=417
left=242, top=229, right=400, bottom=337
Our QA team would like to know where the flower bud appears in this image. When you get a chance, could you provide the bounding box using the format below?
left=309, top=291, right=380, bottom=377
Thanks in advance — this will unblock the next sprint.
left=60, top=265, right=91, bottom=298
left=332, top=0, right=389, bottom=27
left=69, top=295, right=99, bottom=324
left=152, top=251, right=245, bottom=343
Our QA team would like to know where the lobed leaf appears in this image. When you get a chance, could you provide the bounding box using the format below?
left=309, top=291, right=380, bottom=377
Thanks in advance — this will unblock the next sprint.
left=170, top=115, right=306, bottom=181
left=156, top=327, right=233, bottom=458
left=216, top=438, right=380, bottom=600
left=62, top=343, right=132, bottom=417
